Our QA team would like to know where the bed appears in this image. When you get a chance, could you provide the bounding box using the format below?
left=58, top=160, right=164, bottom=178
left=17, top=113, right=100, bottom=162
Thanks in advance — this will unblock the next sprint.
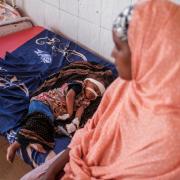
left=0, top=26, right=117, bottom=167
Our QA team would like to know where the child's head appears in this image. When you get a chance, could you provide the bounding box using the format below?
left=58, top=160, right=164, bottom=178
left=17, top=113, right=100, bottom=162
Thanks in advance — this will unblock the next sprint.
left=84, top=78, right=106, bottom=101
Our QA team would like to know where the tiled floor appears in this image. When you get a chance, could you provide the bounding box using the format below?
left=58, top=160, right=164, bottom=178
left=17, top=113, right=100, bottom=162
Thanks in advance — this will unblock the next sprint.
left=0, top=136, right=32, bottom=180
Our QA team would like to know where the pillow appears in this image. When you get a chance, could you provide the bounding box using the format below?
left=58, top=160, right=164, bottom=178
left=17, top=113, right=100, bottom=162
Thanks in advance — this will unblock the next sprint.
left=0, top=3, right=21, bottom=22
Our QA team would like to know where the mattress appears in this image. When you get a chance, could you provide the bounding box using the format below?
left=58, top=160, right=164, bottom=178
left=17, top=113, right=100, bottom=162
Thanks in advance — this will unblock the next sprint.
left=0, top=26, right=43, bottom=58
left=0, top=26, right=117, bottom=167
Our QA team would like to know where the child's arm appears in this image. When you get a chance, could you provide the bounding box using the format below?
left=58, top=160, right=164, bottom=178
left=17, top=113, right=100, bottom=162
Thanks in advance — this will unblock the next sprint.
left=75, top=106, right=85, bottom=120
left=57, top=89, right=76, bottom=120
left=66, top=89, right=76, bottom=117
left=6, top=141, right=21, bottom=163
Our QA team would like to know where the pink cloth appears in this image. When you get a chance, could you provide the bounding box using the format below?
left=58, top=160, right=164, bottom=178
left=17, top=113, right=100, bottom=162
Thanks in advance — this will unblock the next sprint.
left=62, top=0, right=180, bottom=179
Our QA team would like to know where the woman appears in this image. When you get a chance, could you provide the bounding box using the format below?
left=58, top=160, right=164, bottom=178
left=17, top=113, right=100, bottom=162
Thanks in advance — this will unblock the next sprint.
left=22, top=0, right=180, bottom=179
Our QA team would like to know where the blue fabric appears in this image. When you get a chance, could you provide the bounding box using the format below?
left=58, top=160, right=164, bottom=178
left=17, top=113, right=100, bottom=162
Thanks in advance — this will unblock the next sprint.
left=0, top=30, right=69, bottom=134
left=28, top=100, right=54, bottom=120
left=0, top=29, right=117, bottom=134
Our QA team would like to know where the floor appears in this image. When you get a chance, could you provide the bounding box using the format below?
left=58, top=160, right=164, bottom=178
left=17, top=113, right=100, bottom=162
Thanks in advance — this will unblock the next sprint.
left=0, top=136, right=32, bottom=180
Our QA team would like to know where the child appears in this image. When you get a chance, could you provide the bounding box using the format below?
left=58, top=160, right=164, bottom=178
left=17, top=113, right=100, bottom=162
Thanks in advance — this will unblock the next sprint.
left=6, top=77, right=106, bottom=163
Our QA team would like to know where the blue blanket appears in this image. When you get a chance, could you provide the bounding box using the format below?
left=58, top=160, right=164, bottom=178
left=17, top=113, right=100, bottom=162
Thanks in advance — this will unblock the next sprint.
left=0, top=29, right=117, bottom=135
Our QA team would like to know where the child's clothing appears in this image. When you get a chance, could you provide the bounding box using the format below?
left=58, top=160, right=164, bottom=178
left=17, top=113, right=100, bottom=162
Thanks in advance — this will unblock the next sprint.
left=31, top=81, right=91, bottom=119
left=28, top=100, right=54, bottom=120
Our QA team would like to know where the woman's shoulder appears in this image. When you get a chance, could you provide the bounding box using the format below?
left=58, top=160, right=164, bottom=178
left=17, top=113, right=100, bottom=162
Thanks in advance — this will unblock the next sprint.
left=102, top=77, right=127, bottom=103
left=105, top=77, right=123, bottom=93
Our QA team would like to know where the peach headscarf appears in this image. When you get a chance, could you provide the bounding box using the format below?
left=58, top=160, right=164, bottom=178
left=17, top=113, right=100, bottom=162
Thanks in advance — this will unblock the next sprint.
left=62, top=0, right=180, bottom=179
left=129, top=0, right=180, bottom=115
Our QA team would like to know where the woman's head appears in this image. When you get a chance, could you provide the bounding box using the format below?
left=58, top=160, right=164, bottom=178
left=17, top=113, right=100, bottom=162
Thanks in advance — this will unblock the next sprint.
left=111, top=6, right=133, bottom=80
left=112, top=0, right=180, bottom=110
left=84, top=78, right=105, bottom=101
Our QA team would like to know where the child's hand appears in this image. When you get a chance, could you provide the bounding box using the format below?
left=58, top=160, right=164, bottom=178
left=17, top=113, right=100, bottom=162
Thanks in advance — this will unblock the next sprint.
left=57, top=114, right=70, bottom=121
left=66, top=117, right=80, bottom=134
left=66, top=123, right=77, bottom=134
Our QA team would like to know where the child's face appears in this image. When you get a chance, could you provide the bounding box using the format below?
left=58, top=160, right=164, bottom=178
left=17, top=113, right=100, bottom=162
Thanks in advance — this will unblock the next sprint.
left=84, top=81, right=101, bottom=101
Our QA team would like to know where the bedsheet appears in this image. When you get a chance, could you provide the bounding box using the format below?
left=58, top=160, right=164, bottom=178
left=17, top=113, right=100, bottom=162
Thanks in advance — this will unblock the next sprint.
left=0, top=26, right=117, bottom=167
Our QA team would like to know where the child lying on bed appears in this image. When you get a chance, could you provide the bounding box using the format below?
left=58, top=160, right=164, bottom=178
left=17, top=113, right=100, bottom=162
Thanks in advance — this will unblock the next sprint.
left=6, top=77, right=106, bottom=163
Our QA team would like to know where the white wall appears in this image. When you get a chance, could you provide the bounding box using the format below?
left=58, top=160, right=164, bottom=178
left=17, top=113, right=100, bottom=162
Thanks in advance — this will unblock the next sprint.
left=132, top=0, right=180, bottom=4
left=7, top=0, right=180, bottom=60
left=11, top=0, right=132, bottom=61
